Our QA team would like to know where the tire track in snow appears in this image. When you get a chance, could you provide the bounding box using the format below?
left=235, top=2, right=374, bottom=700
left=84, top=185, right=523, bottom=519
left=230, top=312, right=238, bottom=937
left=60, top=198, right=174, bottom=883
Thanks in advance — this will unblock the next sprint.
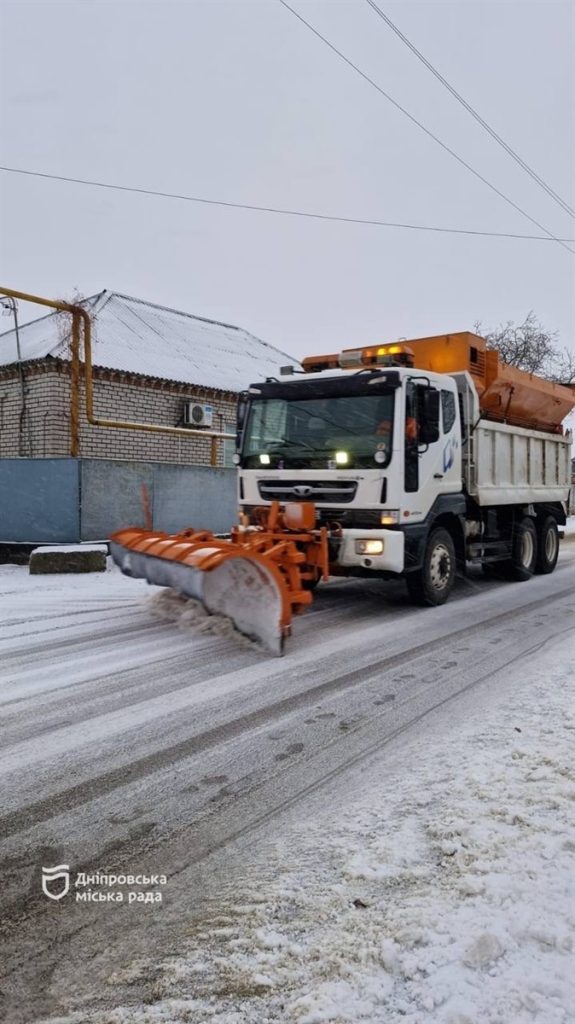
left=1, top=606, right=573, bottom=1023
left=0, top=583, right=572, bottom=840
left=168, top=620, right=575, bottom=872
left=0, top=618, right=170, bottom=663
left=0, top=561, right=574, bottom=1022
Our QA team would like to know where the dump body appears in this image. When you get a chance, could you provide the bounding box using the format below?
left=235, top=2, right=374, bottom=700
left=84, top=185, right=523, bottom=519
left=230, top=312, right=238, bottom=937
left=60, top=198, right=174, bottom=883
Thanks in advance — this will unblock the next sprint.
left=467, top=419, right=572, bottom=506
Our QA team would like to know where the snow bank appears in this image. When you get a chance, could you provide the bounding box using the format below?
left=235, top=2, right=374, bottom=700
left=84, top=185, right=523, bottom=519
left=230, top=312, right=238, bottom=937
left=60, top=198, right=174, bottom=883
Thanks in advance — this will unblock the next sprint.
left=37, top=633, right=575, bottom=1023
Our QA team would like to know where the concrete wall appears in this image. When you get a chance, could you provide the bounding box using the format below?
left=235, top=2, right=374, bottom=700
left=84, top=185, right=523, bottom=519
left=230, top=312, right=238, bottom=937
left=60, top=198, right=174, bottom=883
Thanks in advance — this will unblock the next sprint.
left=0, top=458, right=237, bottom=543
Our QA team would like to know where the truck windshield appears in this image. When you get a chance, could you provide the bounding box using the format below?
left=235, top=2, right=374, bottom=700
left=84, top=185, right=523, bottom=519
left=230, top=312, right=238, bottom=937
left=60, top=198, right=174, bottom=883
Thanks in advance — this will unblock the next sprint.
left=242, top=393, right=395, bottom=469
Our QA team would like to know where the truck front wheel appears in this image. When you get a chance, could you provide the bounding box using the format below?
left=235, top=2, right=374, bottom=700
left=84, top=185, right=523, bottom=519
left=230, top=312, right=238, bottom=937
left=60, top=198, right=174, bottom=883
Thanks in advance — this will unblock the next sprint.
left=406, top=527, right=456, bottom=606
left=535, top=516, right=559, bottom=575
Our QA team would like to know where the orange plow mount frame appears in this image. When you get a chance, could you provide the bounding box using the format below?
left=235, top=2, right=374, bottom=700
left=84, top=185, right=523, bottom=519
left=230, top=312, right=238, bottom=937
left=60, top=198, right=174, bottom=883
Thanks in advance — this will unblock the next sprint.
left=109, top=502, right=329, bottom=655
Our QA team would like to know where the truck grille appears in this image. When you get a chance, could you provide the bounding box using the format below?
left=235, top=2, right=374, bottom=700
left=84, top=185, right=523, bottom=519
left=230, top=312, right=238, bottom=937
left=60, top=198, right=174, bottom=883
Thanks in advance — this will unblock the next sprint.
left=258, top=479, right=358, bottom=504
left=316, top=508, right=382, bottom=528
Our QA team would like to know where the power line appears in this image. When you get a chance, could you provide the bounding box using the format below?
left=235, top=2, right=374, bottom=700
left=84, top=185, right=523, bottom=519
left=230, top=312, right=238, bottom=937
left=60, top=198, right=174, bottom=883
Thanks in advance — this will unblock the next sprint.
left=276, top=0, right=575, bottom=256
left=2, top=164, right=575, bottom=242
left=364, top=0, right=575, bottom=219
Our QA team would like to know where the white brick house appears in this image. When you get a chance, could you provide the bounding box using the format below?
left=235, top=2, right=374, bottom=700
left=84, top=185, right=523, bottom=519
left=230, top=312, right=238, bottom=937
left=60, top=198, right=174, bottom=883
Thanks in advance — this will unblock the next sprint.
left=0, top=291, right=295, bottom=466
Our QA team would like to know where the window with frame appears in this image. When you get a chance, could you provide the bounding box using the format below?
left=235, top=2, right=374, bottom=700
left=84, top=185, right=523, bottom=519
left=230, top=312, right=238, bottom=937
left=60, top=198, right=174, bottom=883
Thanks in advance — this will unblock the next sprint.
left=441, top=390, right=456, bottom=433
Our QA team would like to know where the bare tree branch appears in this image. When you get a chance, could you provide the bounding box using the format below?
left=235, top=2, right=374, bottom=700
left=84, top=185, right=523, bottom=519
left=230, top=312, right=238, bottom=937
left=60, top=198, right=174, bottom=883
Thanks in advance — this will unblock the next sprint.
left=474, top=312, right=573, bottom=383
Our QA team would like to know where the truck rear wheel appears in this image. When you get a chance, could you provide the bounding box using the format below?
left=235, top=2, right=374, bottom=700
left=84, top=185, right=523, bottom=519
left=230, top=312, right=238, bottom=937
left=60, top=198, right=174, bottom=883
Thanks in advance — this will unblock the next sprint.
left=406, top=527, right=456, bottom=606
left=503, top=516, right=537, bottom=581
left=535, top=516, right=559, bottom=575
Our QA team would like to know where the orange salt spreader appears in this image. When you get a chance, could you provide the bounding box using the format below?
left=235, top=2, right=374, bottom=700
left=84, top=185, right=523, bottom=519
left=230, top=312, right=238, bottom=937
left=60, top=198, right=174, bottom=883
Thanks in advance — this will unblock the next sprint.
left=401, top=330, right=574, bottom=434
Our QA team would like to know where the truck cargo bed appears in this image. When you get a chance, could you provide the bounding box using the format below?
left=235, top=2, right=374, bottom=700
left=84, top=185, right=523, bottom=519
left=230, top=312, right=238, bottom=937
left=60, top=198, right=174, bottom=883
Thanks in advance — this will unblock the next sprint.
left=466, top=419, right=572, bottom=506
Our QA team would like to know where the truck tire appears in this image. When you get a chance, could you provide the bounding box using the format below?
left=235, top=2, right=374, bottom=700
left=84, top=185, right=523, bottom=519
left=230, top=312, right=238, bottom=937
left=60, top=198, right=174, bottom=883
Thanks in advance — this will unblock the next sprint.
left=406, top=527, right=456, bottom=606
left=503, top=516, right=537, bottom=581
left=535, top=515, right=559, bottom=575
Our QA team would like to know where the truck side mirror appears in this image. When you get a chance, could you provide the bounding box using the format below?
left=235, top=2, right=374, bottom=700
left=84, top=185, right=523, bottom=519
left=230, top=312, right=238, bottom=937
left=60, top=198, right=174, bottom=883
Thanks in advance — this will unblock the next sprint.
left=419, top=388, right=440, bottom=444
left=236, top=394, right=249, bottom=449
left=237, top=394, right=248, bottom=430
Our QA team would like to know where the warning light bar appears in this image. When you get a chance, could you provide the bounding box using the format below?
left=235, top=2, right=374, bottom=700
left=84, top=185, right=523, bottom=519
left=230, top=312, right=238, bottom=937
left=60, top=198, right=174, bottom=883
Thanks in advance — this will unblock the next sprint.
left=302, top=344, right=415, bottom=374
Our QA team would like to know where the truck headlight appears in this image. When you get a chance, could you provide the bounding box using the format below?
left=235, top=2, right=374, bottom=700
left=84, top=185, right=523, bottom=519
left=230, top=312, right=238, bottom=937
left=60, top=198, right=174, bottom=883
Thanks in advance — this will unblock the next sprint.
left=355, top=539, right=384, bottom=555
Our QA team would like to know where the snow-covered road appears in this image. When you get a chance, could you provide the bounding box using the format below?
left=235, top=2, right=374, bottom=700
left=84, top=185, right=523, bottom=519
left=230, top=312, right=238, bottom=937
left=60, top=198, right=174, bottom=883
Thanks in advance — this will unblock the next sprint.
left=0, top=542, right=574, bottom=1022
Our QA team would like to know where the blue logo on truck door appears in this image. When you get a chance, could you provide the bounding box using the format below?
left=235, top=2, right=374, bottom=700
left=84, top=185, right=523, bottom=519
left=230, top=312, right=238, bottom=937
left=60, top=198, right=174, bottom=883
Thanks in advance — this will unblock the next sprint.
left=443, top=437, right=458, bottom=472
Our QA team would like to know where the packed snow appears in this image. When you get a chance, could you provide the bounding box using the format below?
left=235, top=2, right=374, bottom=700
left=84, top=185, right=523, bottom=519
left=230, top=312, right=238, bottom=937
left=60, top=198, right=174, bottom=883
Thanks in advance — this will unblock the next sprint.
left=34, top=629, right=575, bottom=1024
left=30, top=545, right=109, bottom=555
left=148, top=588, right=261, bottom=649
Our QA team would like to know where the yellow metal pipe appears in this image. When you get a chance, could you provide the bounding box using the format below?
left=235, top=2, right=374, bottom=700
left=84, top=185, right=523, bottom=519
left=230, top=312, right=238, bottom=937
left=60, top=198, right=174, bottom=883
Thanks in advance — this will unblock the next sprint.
left=69, top=313, right=80, bottom=456
left=0, top=287, right=80, bottom=315
left=0, top=287, right=236, bottom=444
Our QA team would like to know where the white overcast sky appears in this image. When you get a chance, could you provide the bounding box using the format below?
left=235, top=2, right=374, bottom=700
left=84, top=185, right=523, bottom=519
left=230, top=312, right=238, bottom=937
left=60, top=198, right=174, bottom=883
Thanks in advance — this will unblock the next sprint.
left=0, top=0, right=574, bottom=360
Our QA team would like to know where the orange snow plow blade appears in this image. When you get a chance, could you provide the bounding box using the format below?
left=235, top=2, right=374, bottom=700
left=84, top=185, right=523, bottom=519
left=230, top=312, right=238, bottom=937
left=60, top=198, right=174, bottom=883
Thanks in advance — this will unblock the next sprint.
left=109, top=502, right=329, bottom=655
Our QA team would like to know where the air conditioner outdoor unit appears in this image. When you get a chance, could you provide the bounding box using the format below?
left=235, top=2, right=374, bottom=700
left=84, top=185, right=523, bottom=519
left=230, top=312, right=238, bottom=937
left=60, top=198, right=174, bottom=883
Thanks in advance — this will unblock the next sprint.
left=183, top=402, right=214, bottom=428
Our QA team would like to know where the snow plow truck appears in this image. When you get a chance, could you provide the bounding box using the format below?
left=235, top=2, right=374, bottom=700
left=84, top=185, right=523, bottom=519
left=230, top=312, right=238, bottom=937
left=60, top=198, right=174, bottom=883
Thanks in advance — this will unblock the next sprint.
left=111, top=331, right=575, bottom=654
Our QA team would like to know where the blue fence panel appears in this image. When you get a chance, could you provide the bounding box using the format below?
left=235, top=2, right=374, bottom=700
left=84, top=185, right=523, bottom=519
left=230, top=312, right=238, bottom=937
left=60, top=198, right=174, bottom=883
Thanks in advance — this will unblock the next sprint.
left=80, top=460, right=155, bottom=540
left=0, top=459, right=80, bottom=543
left=0, top=458, right=238, bottom=544
left=152, top=465, right=236, bottom=534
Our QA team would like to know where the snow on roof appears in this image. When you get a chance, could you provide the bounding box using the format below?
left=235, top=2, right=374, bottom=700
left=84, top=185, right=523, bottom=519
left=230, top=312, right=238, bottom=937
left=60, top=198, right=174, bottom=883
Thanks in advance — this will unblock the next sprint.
left=0, top=291, right=298, bottom=393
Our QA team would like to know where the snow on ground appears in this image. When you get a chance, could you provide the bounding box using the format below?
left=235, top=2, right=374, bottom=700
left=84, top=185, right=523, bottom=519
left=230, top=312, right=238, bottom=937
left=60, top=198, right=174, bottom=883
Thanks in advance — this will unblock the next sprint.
left=30, top=545, right=109, bottom=554
left=0, top=556, right=271, bottom=655
left=38, top=630, right=575, bottom=1024
left=0, top=557, right=144, bottom=597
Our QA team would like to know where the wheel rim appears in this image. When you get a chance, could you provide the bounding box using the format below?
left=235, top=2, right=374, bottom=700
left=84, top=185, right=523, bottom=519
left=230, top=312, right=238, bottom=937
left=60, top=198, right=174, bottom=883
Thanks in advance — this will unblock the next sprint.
left=429, top=542, right=451, bottom=590
left=544, top=526, right=557, bottom=563
left=520, top=530, right=534, bottom=568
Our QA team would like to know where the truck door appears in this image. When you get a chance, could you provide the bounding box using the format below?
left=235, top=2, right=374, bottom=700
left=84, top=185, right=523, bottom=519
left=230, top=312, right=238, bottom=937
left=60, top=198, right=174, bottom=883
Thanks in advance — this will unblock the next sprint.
left=438, top=388, right=462, bottom=492
left=402, top=381, right=461, bottom=523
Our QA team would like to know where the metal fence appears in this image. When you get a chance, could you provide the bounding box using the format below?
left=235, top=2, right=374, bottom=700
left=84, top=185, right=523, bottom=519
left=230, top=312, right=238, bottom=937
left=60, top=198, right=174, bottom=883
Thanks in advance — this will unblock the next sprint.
left=0, top=458, right=237, bottom=544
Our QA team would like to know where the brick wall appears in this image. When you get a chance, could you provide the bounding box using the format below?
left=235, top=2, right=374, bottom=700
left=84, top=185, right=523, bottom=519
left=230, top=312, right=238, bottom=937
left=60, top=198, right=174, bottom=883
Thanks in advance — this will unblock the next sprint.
left=0, top=368, right=70, bottom=458
left=0, top=360, right=238, bottom=466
